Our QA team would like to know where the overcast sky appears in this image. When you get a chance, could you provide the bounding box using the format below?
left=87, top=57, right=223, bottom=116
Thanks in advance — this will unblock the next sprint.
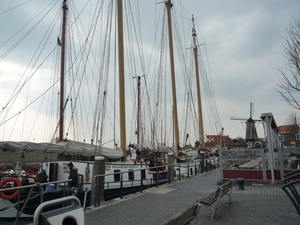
left=181, top=0, right=300, bottom=139
left=0, top=0, right=299, bottom=145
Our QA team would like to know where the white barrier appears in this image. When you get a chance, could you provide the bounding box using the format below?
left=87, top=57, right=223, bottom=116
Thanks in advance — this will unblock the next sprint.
left=33, top=196, right=84, bottom=225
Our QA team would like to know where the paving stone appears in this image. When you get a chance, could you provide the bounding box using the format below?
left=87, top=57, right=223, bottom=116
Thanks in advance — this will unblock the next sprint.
left=84, top=169, right=300, bottom=225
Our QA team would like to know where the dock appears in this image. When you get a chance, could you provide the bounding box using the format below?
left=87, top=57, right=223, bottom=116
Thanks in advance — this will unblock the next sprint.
left=84, top=169, right=299, bottom=225
left=5, top=168, right=299, bottom=225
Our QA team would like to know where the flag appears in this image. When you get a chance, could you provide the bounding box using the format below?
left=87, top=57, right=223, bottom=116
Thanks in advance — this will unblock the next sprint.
left=57, top=36, right=62, bottom=46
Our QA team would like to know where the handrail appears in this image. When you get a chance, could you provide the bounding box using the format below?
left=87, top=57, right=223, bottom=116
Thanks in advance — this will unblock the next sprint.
left=93, top=160, right=203, bottom=207
left=0, top=179, right=72, bottom=192
left=0, top=161, right=205, bottom=210
left=33, top=196, right=81, bottom=225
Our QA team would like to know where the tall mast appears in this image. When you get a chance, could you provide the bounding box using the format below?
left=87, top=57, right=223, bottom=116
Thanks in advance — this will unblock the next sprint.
left=192, top=15, right=205, bottom=148
left=134, top=76, right=141, bottom=146
left=117, top=0, right=127, bottom=160
left=165, top=0, right=180, bottom=147
left=59, top=0, right=67, bottom=142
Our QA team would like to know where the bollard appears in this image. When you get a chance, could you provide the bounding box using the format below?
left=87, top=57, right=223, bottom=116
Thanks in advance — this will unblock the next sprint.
left=92, top=156, right=105, bottom=206
left=236, top=178, right=245, bottom=190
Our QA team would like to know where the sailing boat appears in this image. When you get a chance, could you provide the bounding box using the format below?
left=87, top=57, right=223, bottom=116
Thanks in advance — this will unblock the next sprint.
left=130, top=1, right=221, bottom=158
left=0, top=0, right=182, bottom=221
left=0, top=0, right=219, bottom=221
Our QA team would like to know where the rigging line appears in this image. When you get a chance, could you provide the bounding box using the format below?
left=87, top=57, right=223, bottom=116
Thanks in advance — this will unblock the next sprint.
left=91, top=2, right=113, bottom=141
left=65, top=3, right=91, bottom=141
left=0, top=46, right=57, bottom=124
left=197, top=45, right=221, bottom=132
left=27, top=88, right=49, bottom=142
left=69, top=98, right=76, bottom=141
left=92, top=3, right=114, bottom=144
left=50, top=97, right=69, bottom=143
left=184, top=58, right=200, bottom=142
left=125, top=5, right=149, bottom=143
left=7, top=111, right=20, bottom=141
left=0, top=0, right=33, bottom=16
left=48, top=49, right=62, bottom=141
left=172, top=11, right=193, bottom=144
left=183, top=92, right=190, bottom=146
left=172, top=0, right=192, bottom=22
left=55, top=1, right=102, bottom=142
left=145, top=1, right=163, bottom=80
left=64, top=1, right=109, bottom=141
left=134, top=0, right=146, bottom=72
left=151, top=12, right=166, bottom=146
left=0, top=2, right=61, bottom=116
left=124, top=4, right=140, bottom=142
left=0, top=61, right=60, bottom=128
left=0, top=0, right=59, bottom=58
left=203, top=45, right=221, bottom=127
left=20, top=11, right=62, bottom=141
left=21, top=74, right=32, bottom=141
left=193, top=17, right=222, bottom=130
left=126, top=1, right=146, bottom=74
left=64, top=0, right=106, bottom=92
left=51, top=91, right=60, bottom=142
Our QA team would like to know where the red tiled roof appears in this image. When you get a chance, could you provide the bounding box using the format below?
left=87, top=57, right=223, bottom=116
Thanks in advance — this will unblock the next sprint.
left=205, top=135, right=232, bottom=147
left=278, top=125, right=300, bottom=133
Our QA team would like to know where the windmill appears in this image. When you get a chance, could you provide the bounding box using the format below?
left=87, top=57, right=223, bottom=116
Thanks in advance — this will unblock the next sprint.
left=230, top=102, right=260, bottom=142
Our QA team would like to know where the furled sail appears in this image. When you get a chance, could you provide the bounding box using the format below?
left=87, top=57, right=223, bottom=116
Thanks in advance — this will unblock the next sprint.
left=0, top=140, right=124, bottom=159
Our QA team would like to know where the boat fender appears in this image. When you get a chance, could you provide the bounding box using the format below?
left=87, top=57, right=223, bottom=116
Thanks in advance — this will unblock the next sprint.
left=0, top=177, right=22, bottom=200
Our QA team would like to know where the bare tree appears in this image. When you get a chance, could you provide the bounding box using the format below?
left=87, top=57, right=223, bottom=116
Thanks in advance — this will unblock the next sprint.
left=286, top=111, right=299, bottom=126
left=286, top=111, right=300, bottom=146
left=275, top=17, right=300, bottom=109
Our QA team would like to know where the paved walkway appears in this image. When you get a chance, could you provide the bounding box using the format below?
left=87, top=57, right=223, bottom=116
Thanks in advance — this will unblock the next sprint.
left=84, top=169, right=299, bottom=225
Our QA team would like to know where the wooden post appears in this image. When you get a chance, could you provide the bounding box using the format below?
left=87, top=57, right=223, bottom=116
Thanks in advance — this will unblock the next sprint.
left=91, top=156, right=105, bottom=206
left=168, top=153, right=175, bottom=182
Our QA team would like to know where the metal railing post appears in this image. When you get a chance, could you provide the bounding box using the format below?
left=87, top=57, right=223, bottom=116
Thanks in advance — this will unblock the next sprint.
left=179, top=164, right=181, bottom=180
left=96, top=176, right=100, bottom=207
left=200, top=160, right=203, bottom=174
left=140, top=170, right=143, bottom=193
left=155, top=169, right=158, bottom=187
left=120, top=173, right=123, bottom=199
left=168, top=165, right=171, bottom=184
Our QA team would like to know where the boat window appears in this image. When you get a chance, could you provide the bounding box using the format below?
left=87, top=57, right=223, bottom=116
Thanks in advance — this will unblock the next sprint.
left=141, top=169, right=146, bottom=179
left=128, top=169, right=134, bottom=181
left=114, top=169, right=121, bottom=181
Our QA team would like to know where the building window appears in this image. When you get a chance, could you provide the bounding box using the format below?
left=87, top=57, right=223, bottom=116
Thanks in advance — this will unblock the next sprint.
left=279, top=134, right=284, bottom=141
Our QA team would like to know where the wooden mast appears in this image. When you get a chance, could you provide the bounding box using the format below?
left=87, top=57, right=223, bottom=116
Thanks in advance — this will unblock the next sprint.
left=134, top=76, right=141, bottom=147
left=59, top=0, right=67, bottom=142
left=165, top=0, right=180, bottom=147
left=117, top=0, right=127, bottom=160
left=192, top=15, right=205, bottom=148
